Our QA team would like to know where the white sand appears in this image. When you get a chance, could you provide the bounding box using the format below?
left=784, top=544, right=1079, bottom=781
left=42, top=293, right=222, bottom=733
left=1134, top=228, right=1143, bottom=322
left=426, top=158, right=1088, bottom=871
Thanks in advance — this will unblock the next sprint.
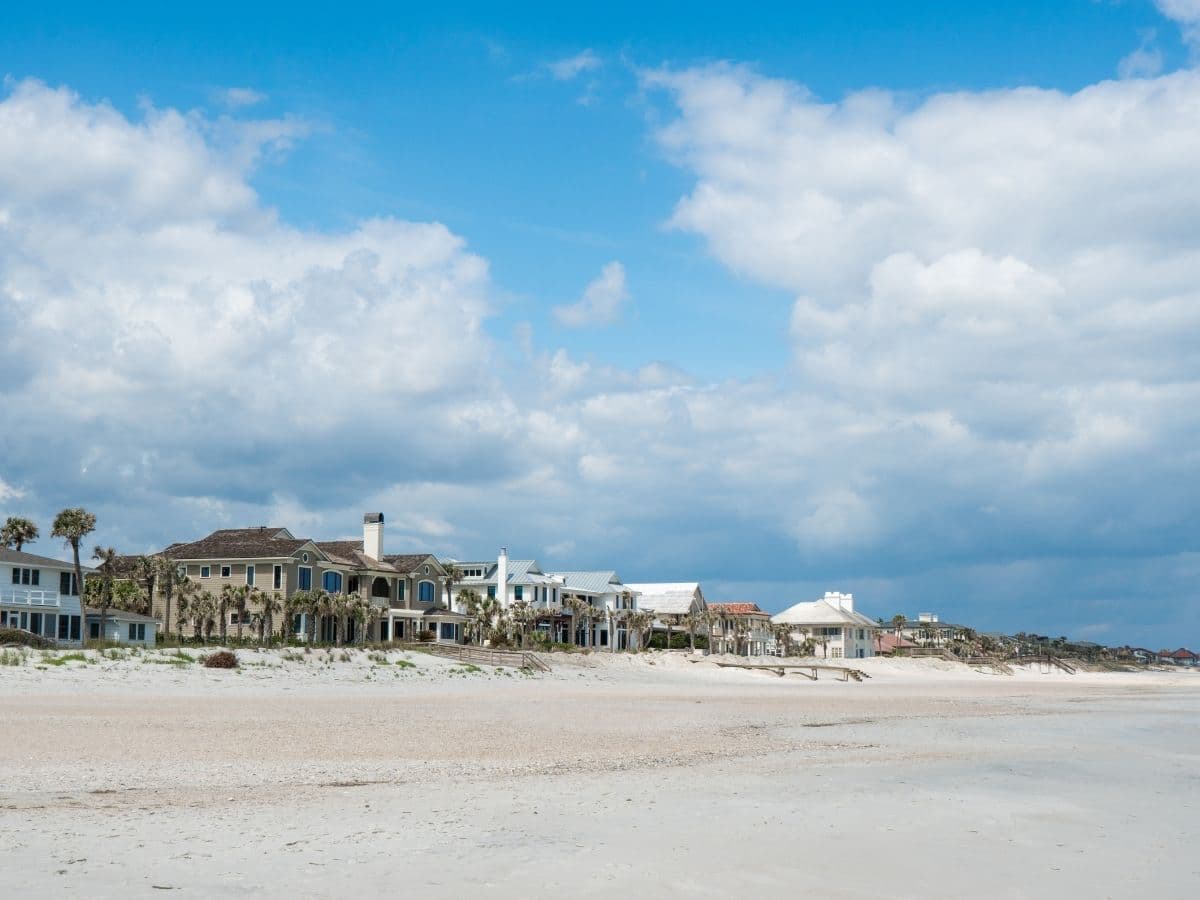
left=1, top=647, right=1197, bottom=898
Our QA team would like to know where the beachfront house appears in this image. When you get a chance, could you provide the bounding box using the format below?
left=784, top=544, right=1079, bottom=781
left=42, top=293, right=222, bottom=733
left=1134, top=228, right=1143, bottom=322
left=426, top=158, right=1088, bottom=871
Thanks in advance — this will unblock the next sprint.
left=889, top=613, right=972, bottom=648
left=1, top=548, right=88, bottom=646
left=447, top=551, right=638, bottom=646
left=152, top=513, right=463, bottom=644
left=707, top=602, right=773, bottom=656
left=772, top=592, right=878, bottom=659
left=85, top=607, right=157, bottom=646
left=547, top=570, right=639, bottom=649
left=1160, top=648, right=1197, bottom=667
left=625, top=582, right=707, bottom=646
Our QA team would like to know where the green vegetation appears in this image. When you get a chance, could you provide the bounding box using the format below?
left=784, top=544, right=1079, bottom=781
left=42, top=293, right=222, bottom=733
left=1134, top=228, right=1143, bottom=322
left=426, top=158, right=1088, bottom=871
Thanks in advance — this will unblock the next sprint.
left=0, top=648, right=27, bottom=666
left=42, top=652, right=89, bottom=666
left=0, top=627, right=54, bottom=649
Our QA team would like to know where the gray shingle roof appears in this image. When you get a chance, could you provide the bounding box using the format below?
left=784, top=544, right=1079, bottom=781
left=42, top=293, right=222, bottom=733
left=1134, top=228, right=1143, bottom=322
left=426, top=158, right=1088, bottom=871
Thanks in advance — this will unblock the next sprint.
left=1, top=547, right=96, bottom=573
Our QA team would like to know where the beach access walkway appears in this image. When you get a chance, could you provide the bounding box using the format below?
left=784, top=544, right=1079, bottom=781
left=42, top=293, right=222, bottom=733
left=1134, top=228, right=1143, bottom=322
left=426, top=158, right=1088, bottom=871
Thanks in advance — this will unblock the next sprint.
left=708, top=660, right=871, bottom=682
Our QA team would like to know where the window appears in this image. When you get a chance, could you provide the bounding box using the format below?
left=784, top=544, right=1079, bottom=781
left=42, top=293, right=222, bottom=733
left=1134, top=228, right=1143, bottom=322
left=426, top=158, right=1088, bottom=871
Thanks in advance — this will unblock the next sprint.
left=70, top=615, right=81, bottom=641
left=323, top=571, right=343, bottom=593
left=302, top=552, right=310, bottom=563
left=417, top=581, right=435, bottom=603
left=273, top=565, right=282, bottom=590
left=514, top=585, right=523, bottom=601
left=246, top=565, right=255, bottom=586
left=298, top=567, right=312, bottom=590
left=10, top=568, right=16, bottom=584
left=89, top=621, right=101, bottom=639
left=423, top=565, right=430, bottom=575
left=487, top=585, right=496, bottom=599
left=128, top=623, right=146, bottom=641
left=379, top=620, right=390, bottom=641
left=58, top=615, right=70, bottom=640
left=220, top=565, right=232, bottom=578
left=12, top=567, right=39, bottom=585
left=348, top=576, right=359, bottom=595
left=200, top=566, right=211, bottom=578
left=44, top=614, right=56, bottom=637
left=397, top=580, right=406, bottom=603
left=439, top=622, right=457, bottom=641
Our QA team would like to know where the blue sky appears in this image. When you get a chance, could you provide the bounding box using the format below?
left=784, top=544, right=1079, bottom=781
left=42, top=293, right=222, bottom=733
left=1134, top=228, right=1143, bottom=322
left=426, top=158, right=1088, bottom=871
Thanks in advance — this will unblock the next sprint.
left=1, top=1, right=1199, bottom=646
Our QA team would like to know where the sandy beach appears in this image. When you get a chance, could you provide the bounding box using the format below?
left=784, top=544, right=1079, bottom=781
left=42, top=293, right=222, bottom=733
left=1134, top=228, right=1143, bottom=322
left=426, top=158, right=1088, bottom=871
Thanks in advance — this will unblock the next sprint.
left=1, top=648, right=1197, bottom=898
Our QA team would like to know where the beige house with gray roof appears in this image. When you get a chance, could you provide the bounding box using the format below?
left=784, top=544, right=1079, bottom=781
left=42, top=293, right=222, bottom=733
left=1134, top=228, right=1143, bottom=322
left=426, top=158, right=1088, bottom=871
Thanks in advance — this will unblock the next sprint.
left=151, top=513, right=463, bottom=643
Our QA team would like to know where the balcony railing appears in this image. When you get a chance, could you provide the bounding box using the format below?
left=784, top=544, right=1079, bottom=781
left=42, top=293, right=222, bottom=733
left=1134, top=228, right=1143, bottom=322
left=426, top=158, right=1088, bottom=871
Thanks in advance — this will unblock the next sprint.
left=0, top=588, right=62, bottom=608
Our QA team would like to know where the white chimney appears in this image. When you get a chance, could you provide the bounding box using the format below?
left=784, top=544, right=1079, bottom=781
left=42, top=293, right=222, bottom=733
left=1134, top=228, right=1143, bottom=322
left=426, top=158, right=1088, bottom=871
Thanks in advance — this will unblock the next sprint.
left=497, top=547, right=508, bottom=606
left=363, top=513, right=384, bottom=561
left=823, top=591, right=854, bottom=612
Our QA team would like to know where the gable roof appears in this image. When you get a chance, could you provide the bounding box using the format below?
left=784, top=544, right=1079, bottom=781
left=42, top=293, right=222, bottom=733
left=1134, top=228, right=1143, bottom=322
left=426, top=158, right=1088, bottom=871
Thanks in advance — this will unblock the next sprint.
left=772, top=598, right=878, bottom=628
left=0, top=547, right=97, bottom=573
left=317, top=541, right=400, bottom=572
left=626, top=583, right=705, bottom=615
left=384, top=554, right=444, bottom=575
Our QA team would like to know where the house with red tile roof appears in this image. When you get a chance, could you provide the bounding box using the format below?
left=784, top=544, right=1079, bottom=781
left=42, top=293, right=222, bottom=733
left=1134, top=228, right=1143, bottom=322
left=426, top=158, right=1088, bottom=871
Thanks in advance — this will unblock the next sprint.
left=707, top=602, right=773, bottom=656
left=1159, top=648, right=1197, bottom=667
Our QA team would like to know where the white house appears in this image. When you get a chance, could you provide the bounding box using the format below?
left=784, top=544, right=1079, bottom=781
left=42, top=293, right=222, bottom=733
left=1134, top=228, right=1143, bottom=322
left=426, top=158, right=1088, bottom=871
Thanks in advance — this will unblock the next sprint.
left=625, top=583, right=707, bottom=638
left=1, top=548, right=88, bottom=646
left=546, top=570, right=639, bottom=649
left=86, top=607, right=158, bottom=647
left=772, top=592, right=878, bottom=660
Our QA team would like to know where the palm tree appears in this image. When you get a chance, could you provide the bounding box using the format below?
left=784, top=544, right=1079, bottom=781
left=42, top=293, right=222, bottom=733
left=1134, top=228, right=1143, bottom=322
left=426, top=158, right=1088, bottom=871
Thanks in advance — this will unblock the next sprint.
left=134, top=556, right=158, bottom=617
left=351, top=597, right=372, bottom=645
left=91, top=545, right=119, bottom=643
left=217, top=585, right=232, bottom=644
left=282, top=591, right=306, bottom=645
left=685, top=610, right=701, bottom=652
left=259, top=591, right=283, bottom=645
left=230, top=585, right=252, bottom=643
left=175, top=580, right=199, bottom=642
left=442, top=562, right=461, bottom=612
left=510, top=600, right=536, bottom=649
left=52, top=507, right=96, bottom=613
left=155, top=556, right=185, bottom=640
left=1, top=516, right=39, bottom=551
left=192, top=590, right=215, bottom=642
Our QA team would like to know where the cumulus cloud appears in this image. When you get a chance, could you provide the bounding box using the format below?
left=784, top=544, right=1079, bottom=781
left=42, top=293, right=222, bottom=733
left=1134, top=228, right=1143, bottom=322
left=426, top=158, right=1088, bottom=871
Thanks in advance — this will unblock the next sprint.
left=546, top=50, right=602, bottom=81
left=0, top=78, right=496, bottom=544
left=552, top=261, right=630, bottom=327
left=632, top=62, right=1200, bottom=641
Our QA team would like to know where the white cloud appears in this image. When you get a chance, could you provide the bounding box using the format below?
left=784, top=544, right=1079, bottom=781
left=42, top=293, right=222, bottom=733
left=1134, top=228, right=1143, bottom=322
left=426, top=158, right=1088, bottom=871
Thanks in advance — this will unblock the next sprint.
left=546, top=50, right=602, bottom=81
left=1119, top=30, right=1164, bottom=78
left=218, top=87, right=267, bottom=108
left=552, top=261, right=630, bottom=327
left=1156, top=0, right=1200, bottom=49
left=0, top=477, right=25, bottom=503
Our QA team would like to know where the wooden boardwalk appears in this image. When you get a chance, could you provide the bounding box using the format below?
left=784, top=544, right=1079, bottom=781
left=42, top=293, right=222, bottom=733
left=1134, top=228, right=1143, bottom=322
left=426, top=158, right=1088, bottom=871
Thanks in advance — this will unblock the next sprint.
left=414, top=642, right=552, bottom=672
left=711, top=661, right=871, bottom=682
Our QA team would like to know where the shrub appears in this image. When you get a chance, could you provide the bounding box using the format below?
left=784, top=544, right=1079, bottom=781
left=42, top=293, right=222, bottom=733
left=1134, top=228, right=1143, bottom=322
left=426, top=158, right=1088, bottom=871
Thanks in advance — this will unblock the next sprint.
left=202, top=650, right=239, bottom=669
left=394, top=658, right=415, bottom=669
left=0, top=627, right=53, bottom=649
left=416, top=629, right=435, bottom=643
left=0, top=648, right=26, bottom=666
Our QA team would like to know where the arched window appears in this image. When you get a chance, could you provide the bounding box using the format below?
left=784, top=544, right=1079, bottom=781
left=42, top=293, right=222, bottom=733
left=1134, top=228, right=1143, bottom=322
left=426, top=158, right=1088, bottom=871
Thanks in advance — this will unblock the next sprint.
left=371, top=577, right=390, bottom=599
left=418, top=581, right=435, bottom=603
left=323, top=571, right=343, bottom=593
